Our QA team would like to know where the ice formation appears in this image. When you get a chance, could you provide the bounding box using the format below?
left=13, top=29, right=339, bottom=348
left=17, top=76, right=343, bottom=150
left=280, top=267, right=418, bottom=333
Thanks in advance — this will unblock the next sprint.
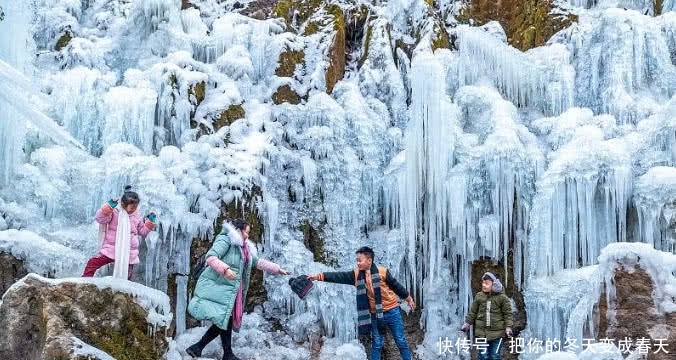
left=1, top=0, right=676, bottom=358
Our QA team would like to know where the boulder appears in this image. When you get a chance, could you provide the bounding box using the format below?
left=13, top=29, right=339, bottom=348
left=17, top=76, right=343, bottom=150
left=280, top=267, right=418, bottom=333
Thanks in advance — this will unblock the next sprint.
left=0, top=252, right=27, bottom=296
left=0, top=274, right=172, bottom=360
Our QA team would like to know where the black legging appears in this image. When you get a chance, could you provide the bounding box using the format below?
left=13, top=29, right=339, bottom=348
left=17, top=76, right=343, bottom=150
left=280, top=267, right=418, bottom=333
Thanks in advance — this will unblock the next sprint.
left=195, top=317, right=234, bottom=356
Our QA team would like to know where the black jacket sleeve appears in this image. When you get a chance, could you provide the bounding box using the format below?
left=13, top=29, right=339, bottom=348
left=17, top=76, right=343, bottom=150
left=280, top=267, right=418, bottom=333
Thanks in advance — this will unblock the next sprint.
left=385, top=269, right=410, bottom=299
left=322, top=271, right=356, bottom=285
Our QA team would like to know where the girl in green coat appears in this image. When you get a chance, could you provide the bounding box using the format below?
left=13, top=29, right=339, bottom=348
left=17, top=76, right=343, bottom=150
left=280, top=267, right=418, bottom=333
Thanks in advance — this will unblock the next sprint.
left=186, top=219, right=289, bottom=360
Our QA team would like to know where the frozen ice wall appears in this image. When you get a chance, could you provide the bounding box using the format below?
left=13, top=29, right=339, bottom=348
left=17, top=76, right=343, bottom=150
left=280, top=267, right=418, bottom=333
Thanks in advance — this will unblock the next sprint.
left=0, top=1, right=32, bottom=186
left=567, top=0, right=676, bottom=14
left=2, top=0, right=676, bottom=358
left=567, top=9, right=676, bottom=124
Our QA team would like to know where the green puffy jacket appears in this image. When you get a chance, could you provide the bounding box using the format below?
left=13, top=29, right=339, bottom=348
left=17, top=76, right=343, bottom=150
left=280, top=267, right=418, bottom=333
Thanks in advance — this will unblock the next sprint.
left=465, top=290, right=513, bottom=340
left=188, top=224, right=262, bottom=331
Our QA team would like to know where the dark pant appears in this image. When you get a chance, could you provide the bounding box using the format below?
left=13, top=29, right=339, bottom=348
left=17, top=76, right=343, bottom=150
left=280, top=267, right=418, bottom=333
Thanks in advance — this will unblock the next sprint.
left=477, top=337, right=503, bottom=360
left=371, top=309, right=411, bottom=360
left=192, top=317, right=234, bottom=357
left=82, top=254, right=133, bottom=280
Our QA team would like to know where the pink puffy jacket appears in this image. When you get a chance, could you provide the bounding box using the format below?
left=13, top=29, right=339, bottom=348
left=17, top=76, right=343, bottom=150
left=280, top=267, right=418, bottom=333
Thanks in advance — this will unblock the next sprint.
left=95, top=204, right=153, bottom=265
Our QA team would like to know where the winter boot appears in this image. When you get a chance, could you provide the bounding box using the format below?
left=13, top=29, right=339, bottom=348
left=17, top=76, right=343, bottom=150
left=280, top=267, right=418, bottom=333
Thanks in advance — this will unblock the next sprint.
left=223, top=352, right=241, bottom=360
left=185, top=343, right=204, bottom=358
left=186, top=324, right=221, bottom=357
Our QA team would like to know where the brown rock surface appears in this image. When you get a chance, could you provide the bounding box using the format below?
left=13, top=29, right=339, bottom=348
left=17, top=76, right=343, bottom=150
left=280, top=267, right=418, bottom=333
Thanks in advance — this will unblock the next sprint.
left=0, top=252, right=27, bottom=296
left=0, top=274, right=170, bottom=360
left=598, top=266, right=676, bottom=359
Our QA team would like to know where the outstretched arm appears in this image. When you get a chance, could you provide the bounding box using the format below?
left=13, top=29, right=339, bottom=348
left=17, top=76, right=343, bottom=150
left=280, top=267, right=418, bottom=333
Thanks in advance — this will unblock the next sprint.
left=251, top=252, right=289, bottom=275
left=308, top=271, right=356, bottom=285
left=257, top=258, right=290, bottom=275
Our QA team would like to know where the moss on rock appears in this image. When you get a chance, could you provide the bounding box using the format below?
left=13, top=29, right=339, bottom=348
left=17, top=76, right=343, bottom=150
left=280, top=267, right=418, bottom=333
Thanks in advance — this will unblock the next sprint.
left=431, top=19, right=450, bottom=51
left=324, top=4, right=346, bottom=94
left=276, top=49, right=305, bottom=78
left=272, top=85, right=302, bottom=105
left=654, top=0, right=664, bottom=15
left=272, top=0, right=323, bottom=30
left=358, top=24, right=374, bottom=68
left=168, top=74, right=178, bottom=87
left=303, top=21, right=321, bottom=36
left=459, top=0, right=577, bottom=51
left=181, top=0, right=198, bottom=10
left=87, top=298, right=161, bottom=360
left=213, top=104, right=245, bottom=131
left=55, top=31, right=72, bottom=51
left=189, top=81, right=206, bottom=107
left=1, top=276, right=168, bottom=360
left=300, top=220, right=337, bottom=266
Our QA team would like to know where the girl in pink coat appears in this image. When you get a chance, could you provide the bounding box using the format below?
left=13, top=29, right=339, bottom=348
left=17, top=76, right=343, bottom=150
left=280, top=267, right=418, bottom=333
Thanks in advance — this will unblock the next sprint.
left=82, top=186, right=157, bottom=280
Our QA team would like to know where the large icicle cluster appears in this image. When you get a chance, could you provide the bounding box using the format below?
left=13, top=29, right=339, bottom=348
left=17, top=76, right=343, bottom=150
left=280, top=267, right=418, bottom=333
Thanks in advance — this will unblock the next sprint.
left=403, top=52, right=454, bottom=300
left=3, top=0, right=676, bottom=358
left=451, top=25, right=575, bottom=116
left=528, top=112, right=633, bottom=279
left=634, top=166, right=676, bottom=252
left=566, top=9, right=676, bottom=124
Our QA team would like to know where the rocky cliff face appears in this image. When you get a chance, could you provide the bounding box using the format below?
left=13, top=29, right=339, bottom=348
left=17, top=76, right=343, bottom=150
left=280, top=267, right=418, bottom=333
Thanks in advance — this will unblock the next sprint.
left=598, top=266, right=676, bottom=359
left=0, top=274, right=171, bottom=360
left=0, top=252, right=27, bottom=296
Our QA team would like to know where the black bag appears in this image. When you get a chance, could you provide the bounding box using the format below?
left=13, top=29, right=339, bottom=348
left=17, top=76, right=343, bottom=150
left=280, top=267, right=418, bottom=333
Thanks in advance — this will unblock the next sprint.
left=192, top=243, right=231, bottom=284
left=192, top=253, right=208, bottom=284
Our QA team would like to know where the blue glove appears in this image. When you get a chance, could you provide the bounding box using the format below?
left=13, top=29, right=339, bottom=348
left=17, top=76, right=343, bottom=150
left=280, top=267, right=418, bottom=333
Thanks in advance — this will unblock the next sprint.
left=107, top=199, right=118, bottom=208
left=146, top=212, right=157, bottom=223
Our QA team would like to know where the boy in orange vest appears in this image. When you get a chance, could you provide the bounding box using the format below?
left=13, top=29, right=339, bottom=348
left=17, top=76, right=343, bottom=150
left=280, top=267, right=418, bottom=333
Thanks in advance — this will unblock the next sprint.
left=307, top=246, right=416, bottom=360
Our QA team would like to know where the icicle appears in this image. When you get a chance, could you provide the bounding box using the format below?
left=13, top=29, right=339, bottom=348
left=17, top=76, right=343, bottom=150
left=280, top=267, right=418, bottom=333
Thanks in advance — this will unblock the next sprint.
left=572, top=9, right=676, bottom=124
left=49, top=68, right=114, bottom=155
left=130, top=0, right=180, bottom=39
left=567, top=0, right=676, bottom=14
left=263, top=194, right=279, bottom=251
left=250, top=22, right=270, bottom=81
left=527, top=139, right=632, bottom=279
left=405, top=52, right=454, bottom=302
left=175, top=275, right=187, bottom=335
left=0, top=2, right=84, bottom=185
left=525, top=266, right=600, bottom=348
left=300, top=156, right=318, bottom=196
left=102, top=86, right=157, bottom=154
left=454, top=26, right=573, bottom=116
left=634, top=166, right=676, bottom=252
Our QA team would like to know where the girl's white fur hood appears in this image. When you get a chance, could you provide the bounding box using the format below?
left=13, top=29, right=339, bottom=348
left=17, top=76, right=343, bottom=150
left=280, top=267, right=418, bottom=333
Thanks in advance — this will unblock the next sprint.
left=223, top=222, right=258, bottom=256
